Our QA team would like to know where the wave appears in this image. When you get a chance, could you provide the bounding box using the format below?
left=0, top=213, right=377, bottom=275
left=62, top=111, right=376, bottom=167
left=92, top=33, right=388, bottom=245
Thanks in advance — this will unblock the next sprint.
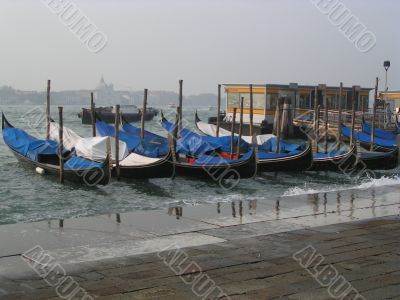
left=283, top=175, right=400, bottom=197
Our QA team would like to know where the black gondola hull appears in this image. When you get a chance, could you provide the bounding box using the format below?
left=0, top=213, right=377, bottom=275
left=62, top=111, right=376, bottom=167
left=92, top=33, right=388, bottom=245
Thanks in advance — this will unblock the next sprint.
left=114, top=152, right=175, bottom=179
left=308, top=146, right=357, bottom=172
left=10, top=149, right=110, bottom=185
left=174, top=151, right=257, bottom=180
left=356, top=148, right=398, bottom=170
left=257, top=145, right=313, bottom=172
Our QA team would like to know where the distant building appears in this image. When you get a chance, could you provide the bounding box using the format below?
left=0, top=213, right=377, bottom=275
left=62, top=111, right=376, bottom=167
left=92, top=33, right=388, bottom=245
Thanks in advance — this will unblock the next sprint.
left=96, top=76, right=116, bottom=104
left=380, top=91, right=400, bottom=112
left=223, top=83, right=373, bottom=125
left=95, top=76, right=135, bottom=105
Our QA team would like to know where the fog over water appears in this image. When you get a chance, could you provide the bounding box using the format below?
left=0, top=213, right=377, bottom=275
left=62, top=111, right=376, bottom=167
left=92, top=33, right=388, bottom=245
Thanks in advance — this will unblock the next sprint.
left=0, top=0, right=399, bottom=94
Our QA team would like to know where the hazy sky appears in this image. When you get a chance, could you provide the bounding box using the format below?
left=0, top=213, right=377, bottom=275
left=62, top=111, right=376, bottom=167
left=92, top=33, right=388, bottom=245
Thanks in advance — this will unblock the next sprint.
left=0, top=0, right=398, bottom=94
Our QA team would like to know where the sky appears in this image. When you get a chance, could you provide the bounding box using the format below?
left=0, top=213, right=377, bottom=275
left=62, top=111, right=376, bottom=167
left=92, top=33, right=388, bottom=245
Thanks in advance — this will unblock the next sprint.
left=0, top=0, right=398, bottom=94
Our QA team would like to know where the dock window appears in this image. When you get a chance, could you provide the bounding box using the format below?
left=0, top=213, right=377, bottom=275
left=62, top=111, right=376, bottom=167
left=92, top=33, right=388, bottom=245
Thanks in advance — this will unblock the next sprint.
left=270, top=94, right=278, bottom=110
left=227, top=92, right=240, bottom=109
left=299, top=93, right=311, bottom=109
left=227, top=92, right=266, bottom=110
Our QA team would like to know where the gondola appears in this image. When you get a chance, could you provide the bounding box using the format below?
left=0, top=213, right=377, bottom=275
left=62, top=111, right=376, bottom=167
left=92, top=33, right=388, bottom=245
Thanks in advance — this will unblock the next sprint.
left=257, top=144, right=313, bottom=172
left=341, top=124, right=397, bottom=151
left=122, top=114, right=257, bottom=179
left=172, top=147, right=257, bottom=179
left=308, top=145, right=357, bottom=172
left=355, top=148, right=398, bottom=170
left=195, top=112, right=313, bottom=172
left=2, top=113, right=110, bottom=185
left=50, top=121, right=174, bottom=179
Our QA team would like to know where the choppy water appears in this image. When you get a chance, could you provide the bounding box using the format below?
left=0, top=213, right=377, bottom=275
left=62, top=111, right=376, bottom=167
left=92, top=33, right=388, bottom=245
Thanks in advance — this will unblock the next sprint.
left=1, top=105, right=399, bottom=225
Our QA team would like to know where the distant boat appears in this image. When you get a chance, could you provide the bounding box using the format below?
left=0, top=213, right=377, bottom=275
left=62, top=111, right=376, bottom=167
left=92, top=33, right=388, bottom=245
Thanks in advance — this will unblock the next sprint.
left=78, top=105, right=159, bottom=124
left=167, top=103, right=177, bottom=109
left=208, top=106, right=216, bottom=111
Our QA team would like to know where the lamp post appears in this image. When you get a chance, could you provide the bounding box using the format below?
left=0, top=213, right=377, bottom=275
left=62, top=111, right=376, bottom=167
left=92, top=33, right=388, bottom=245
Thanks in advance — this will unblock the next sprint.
left=384, top=60, right=390, bottom=91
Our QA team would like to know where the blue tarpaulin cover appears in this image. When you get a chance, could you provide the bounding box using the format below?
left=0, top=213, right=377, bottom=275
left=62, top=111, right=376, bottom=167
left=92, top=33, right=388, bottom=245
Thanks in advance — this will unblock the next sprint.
left=258, top=138, right=301, bottom=153
left=313, top=150, right=347, bottom=159
left=161, top=118, right=308, bottom=161
left=3, top=127, right=104, bottom=170
left=362, top=122, right=397, bottom=141
left=194, top=148, right=253, bottom=165
left=161, top=119, right=249, bottom=156
left=3, top=128, right=59, bottom=161
left=96, top=121, right=168, bottom=158
left=258, top=150, right=302, bottom=160
left=64, top=156, right=103, bottom=170
left=122, top=122, right=167, bottom=145
left=341, top=126, right=396, bottom=149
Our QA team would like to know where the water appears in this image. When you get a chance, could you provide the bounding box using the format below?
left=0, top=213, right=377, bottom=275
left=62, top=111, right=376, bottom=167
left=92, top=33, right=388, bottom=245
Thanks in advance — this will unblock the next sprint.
left=1, top=105, right=399, bottom=225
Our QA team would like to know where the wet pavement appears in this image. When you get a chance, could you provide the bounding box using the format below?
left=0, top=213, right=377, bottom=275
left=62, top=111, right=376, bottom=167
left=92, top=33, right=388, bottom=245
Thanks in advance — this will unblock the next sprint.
left=0, top=185, right=399, bottom=299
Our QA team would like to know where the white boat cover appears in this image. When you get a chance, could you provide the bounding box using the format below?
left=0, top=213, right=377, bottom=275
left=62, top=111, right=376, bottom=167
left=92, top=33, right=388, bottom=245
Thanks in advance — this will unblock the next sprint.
left=196, top=120, right=233, bottom=137
left=49, top=123, right=129, bottom=161
left=119, top=153, right=163, bottom=167
left=49, top=122, right=81, bottom=151
left=196, top=120, right=274, bottom=145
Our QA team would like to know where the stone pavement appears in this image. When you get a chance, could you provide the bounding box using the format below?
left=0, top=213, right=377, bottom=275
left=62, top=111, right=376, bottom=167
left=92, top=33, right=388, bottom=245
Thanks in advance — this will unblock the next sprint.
left=0, top=186, right=399, bottom=299
left=1, top=216, right=400, bottom=299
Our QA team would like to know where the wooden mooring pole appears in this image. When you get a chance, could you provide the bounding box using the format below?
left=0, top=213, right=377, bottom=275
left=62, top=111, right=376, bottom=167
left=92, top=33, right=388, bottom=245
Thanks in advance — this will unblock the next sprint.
left=361, top=87, right=365, bottom=119
left=230, top=108, right=237, bottom=159
left=275, top=98, right=283, bottom=154
left=90, top=92, right=96, bottom=137
left=249, top=84, right=254, bottom=137
left=58, top=106, right=64, bottom=184
left=319, top=84, right=328, bottom=153
left=178, top=80, right=183, bottom=139
left=46, top=80, right=51, bottom=140
left=141, top=89, right=148, bottom=139
left=106, top=136, right=112, bottom=180
left=337, top=82, right=343, bottom=150
left=216, top=84, right=221, bottom=137
left=236, top=98, right=244, bottom=158
left=371, top=78, right=378, bottom=151
left=173, top=107, right=180, bottom=157
left=115, top=104, right=121, bottom=180
left=313, top=86, right=319, bottom=153
left=350, top=86, right=356, bottom=146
